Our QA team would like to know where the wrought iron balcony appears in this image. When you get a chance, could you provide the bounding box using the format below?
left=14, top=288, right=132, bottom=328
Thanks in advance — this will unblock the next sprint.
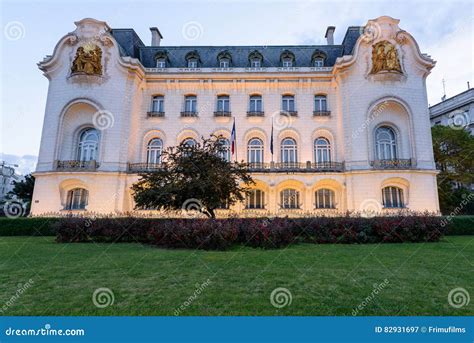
left=370, top=159, right=413, bottom=169
left=247, top=111, right=265, bottom=117
left=128, top=163, right=163, bottom=173
left=246, top=161, right=344, bottom=173
left=55, top=160, right=98, bottom=171
left=313, top=110, right=331, bottom=117
left=147, top=111, right=165, bottom=117
left=214, top=111, right=232, bottom=117
left=180, top=111, right=199, bottom=117
left=280, top=110, right=298, bottom=117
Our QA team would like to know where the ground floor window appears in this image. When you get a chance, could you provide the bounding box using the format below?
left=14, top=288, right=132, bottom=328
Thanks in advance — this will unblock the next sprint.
left=280, top=189, right=300, bottom=209
left=315, top=188, right=335, bottom=209
left=246, top=189, right=265, bottom=209
left=65, top=188, right=88, bottom=210
left=382, top=186, right=404, bottom=208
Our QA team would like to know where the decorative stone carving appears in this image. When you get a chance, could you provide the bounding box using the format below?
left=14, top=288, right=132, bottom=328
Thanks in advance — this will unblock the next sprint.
left=71, top=43, right=102, bottom=75
left=370, top=41, right=402, bottom=74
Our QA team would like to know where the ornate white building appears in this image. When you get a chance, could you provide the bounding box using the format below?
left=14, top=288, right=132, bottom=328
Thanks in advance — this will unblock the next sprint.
left=31, top=16, right=440, bottom=216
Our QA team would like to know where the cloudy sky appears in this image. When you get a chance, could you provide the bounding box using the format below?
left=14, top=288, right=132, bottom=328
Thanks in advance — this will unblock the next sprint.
left=1, top=0, right=472, bottom=165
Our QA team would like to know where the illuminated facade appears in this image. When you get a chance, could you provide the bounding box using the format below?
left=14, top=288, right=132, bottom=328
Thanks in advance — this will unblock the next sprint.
left=31, top=16, right=440, bottom=216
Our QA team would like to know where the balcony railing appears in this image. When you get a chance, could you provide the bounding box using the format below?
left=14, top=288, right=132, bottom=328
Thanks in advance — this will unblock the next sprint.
left=56, top=160, right=98, bottom=171
left=214, top=111, right=232, bottom=117
left=247, top=111, right=265, bottom=117
left=281, top=110, right=298, bottom=117
left=246, top=161, right=344, bottom=173
left=370, top=159, right=413, bottom=169
left=180, top=111, right=199, bottom=117
left=128, top=163, right=163, bottom=173
left=127, top=161, right=344, bottom=173
left=313, top=110, right=331, bottom=117
left=147, top=111, right=165, bottom=117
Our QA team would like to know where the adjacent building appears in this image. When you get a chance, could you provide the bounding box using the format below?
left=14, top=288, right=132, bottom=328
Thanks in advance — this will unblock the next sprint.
left=31, top=16, right=440, bottom=216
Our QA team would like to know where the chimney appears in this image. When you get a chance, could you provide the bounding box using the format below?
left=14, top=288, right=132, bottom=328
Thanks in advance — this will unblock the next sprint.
left=325, top=26, right=335, bottom=45
left=468, top=81, right=471, bottom=90
left=150, top=27, right=163, bottom=46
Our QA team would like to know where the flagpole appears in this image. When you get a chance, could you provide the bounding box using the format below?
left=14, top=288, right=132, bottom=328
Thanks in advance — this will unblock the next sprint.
left=271, top=118, right=274, bottom=163
left=235, top=117, right=238, bottom=162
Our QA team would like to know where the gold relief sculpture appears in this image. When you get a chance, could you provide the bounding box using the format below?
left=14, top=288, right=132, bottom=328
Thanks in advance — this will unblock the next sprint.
left=71, top=43, right=102, bottom=75
left=370, top=41, right=402, bottom=74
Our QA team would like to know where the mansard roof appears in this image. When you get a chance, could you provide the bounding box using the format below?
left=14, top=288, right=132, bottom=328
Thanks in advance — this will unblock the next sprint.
left=110, top=26, right=363, bottom=68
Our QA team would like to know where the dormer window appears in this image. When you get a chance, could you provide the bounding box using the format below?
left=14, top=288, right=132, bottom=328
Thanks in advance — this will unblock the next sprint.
left=311, top=50, right=326, bottom=68
left=280, top=51, right=295, bottom=67
left=155, top=51, right=169, bottom=68
left=248, top=51, right=263, bottom=68
left=156, top=58, right=166, bottom=68
left=217, top=51, right=232, bottom=68
left=185, top=51, right=200, bottom=68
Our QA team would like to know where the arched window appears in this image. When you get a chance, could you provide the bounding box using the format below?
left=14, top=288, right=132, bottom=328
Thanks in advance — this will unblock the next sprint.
left=216, top=95, right=230, bottom=112
left=249, top=95, right=263, bottom=112
left=280, top=189, right=300, bottom=209
left=155, top=51, right=168, bottom=68
left=315, top=188, right=335, bottom=209
left=65, top=188, right=88, bottom=210
left=280, top=50, right=295, bottom=67
left=314, top=95, right=327, bottom=112
left=218, top=138, right=231, bottom=162
left=151, top=95, right=164, bottom=113
left=382, top=186, right=404, bottom=208
left=77, top=128, right=99, bottom=162
left=281, top=138, right=297, bottom=164
left=156, top=58, right=166, bottom=68
left=375, top=126, right=397, bottom=160
left=147, top=138, right=163, bottom=164
left=183, top=138, right=197, bottom=147
left=314, top=138, right=331, bottom=163
left=217, top=51, right=232, bottom=68
left=247, top=138, right=264, bottom=166
left=282, top=95, right=295, bottom=112
left=246, top=189, right=265, bottom=209
left=185, top=51, right=200, bottom=68
left=248, top=51, right=263, bottom=68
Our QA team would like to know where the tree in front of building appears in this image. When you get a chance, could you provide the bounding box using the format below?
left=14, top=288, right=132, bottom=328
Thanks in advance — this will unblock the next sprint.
left=7, top=174, right=35, bottom=215
left=132, top=136, right=254, bottom=218
left=431, top=125, right=474, bottom=214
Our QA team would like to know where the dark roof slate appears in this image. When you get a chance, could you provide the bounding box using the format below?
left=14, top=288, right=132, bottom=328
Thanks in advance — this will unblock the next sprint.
left=110, top=26, right=363, bottom=68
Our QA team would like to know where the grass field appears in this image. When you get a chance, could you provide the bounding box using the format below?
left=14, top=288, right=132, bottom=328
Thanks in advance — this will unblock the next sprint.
left=0, top=236, right=472, bottom=316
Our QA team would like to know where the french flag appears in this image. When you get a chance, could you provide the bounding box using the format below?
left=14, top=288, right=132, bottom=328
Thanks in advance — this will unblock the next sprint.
left=231, top=118, right=236, bottom=157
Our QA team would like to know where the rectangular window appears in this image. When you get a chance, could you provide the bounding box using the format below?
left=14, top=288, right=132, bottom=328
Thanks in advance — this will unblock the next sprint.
left=217, top=96, right=230, bottom=112
left=156, top=60, right=166, bottom=68
left=152, top=96, right=164, bottom=112
left=185, top=96, right=197, bottom=112
left=249, top=96, right=262, bottom=112
left=188, top=60, right=198, bottom=68
left=315, top=96, right=327, bottom=111
left=220, top=61, right=229, bottom=68
left=282, top=96, right=295, bottom=112
left=251, top=60, right=261, bottom=68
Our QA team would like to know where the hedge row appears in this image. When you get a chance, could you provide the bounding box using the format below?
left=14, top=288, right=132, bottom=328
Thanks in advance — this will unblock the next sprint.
left=0, top=218, right=59, bottom=236
left=52, top=216, right=447, bottom=250
left=443, top=216, right=474, bottom=235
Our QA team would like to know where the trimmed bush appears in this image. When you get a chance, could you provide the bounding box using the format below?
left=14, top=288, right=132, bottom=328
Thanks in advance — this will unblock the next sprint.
left=0, top=217, right=58, bottom=236
left=53, top=215, right=447, bottom=250
left=444, top=216, right=474, bottom=236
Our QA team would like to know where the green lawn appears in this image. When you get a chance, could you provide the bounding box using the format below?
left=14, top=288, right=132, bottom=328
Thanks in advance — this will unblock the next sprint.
left=0, top=236, right=472, bottom=316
